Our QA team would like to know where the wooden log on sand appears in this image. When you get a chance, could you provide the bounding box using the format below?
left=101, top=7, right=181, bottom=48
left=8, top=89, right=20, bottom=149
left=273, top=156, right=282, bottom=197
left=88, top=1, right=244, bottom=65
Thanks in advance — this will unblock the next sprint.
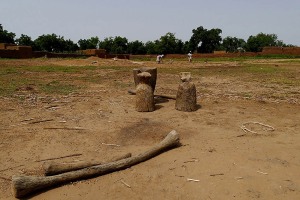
left=43, top=153, right=132, bottom=176
left=12, top=130, right=180, bottom=198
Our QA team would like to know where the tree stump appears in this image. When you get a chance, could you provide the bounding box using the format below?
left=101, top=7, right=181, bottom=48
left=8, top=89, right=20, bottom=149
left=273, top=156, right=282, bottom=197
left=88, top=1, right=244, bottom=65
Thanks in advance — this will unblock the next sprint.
left=135, top=72, right=155, bottom=112
left=133, top=67, right=157, bottom=92
left=175, top=72, right=197, bottom=112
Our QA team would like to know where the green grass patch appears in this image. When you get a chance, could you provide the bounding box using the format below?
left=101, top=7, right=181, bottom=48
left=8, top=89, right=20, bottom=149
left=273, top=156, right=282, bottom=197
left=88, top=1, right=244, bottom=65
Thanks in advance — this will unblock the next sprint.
left=243, top=65, right=284, bottom=73
left=39, top=81, right=78, bottom=95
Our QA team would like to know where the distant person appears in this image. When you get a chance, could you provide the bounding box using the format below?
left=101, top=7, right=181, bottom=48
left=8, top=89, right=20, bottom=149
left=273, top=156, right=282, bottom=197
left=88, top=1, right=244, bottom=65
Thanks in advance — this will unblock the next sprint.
left=156, top=54, right=164, bottom=64
left=187, top=51, right=192, bottom=62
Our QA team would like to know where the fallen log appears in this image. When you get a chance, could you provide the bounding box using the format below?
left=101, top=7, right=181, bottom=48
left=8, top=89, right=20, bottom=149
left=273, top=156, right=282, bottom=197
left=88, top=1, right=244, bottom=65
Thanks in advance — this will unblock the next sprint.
left=128, top=89, right=176, bottom=100
left=12, top=130, right=180, bottom=198
left=43, top=153, right=132, bottom=176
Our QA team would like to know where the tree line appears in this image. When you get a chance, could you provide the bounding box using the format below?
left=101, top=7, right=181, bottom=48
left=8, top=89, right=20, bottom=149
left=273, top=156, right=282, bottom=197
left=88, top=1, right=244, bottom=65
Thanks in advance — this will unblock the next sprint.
left=0, top=24, right=295, bottom=55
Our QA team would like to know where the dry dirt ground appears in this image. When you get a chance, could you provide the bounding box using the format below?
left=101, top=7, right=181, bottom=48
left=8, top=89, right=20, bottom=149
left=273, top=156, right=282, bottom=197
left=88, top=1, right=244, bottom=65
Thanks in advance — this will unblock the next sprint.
left=0, top=57, right=300, bottom=199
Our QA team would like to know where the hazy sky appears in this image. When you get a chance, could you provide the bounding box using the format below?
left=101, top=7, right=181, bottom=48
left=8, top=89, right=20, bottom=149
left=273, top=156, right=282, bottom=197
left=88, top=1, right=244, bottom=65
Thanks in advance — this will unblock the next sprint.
left=1, top=0, right=300, bottom=45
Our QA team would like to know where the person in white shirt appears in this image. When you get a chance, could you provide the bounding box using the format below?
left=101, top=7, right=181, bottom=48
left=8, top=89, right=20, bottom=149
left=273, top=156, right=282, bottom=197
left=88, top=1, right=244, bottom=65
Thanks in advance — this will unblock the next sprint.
left=156, top=54, right=164, bottom=64
left=187, top=51, right=192, bottom=62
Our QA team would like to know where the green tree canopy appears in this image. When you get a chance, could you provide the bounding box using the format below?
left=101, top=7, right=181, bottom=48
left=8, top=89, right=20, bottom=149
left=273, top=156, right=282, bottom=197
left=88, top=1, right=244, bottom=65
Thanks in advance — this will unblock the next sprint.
left=16, top=34, right=34, bottom=46
left=34, top=34, right=78, bottom=52
left=222, top=36, right=246, bottom=53
left=189, top=26, right=222, bottom=53
left=78, top=36, right=99, bottom=50
left=0, top=24, right=15, bottom=44
left=127, top=40, right=146, bottom=55
left=246, top=33, right=282, bottom=52
left=156, top=32, right=183, bottom=54
left=99, top=36, right=128, bottom=54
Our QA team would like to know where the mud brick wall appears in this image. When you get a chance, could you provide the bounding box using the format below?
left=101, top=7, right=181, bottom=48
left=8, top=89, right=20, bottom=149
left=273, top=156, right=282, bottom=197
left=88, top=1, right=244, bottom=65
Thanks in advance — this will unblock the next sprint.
left=0, top=49, right=20, bottom=58
left=33, top=51, right=89, bottom=58
left=0, top=44, right=32, bottom=58
left=102, top=54, right=130, bottom=59
left=262, top=47, right=300, bottom=55
left=0, top=43, right=16, bottom=50
left=80, top=49, right=106, bottom=56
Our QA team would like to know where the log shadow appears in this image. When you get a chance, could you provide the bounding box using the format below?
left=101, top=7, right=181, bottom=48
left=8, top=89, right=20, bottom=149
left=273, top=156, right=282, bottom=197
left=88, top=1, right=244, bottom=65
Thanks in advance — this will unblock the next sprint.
left=155, top=104, right=164, bottom=110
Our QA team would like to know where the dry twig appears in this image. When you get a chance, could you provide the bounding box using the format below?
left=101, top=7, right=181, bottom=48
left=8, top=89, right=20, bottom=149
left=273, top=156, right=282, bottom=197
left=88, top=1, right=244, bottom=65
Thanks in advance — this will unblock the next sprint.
left=257, top=170, right=268, bottom=175
left=35, top=154, right=82, bottom=162
left=27, top=119, right=54, bottom=124
left=187, top=178, right=200, bottom=182
left=101, top=143, right=121, bottom=147
left=43, top=127, right=85, bottom=130
left=120, top=180, right=131, bottom=188
left=210, top=173, right=224, bottom=176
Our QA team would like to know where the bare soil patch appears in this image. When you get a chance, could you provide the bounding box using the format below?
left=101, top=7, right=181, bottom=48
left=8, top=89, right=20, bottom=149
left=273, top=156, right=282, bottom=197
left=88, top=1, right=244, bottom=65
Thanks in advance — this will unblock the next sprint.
left=0, top=58, right=299, bottom=199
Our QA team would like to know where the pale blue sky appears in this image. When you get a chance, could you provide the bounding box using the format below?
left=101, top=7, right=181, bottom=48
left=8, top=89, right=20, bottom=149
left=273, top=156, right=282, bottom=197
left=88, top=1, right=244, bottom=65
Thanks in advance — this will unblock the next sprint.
left=1, top=0, right=299, bottom=45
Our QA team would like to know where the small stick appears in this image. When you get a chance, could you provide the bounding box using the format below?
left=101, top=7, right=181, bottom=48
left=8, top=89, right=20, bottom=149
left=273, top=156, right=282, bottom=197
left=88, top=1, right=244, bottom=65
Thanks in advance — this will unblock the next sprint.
left=235, top=177, right=243, bottom=180
left=236, top=134, right=246, bottom=137
left=187, top=178, right=200, bottom=182
left=35, top=154, right=82, bottom=162
left=101, top=143, right=121, bottom=147
left=120, top=180, right=131, bottom=188
left=257, top=170, right=268, bottom=175
left=28, top=119, right=54, bottom=124
left=241, top=126, right=257, bottom=134
left=183, top=159, right=198, bottom=163
left=20, top=118, right=34, bottom=122
left=210, top=173, right=224, bottom=176
left=43, top=127, right=85, bottom=130
left=44, top=105, right=59, bottom=109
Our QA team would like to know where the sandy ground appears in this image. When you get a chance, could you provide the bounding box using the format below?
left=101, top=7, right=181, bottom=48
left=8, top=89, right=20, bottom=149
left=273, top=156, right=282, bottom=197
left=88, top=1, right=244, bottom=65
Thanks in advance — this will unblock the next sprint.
left=0, top=57, right=299, bottom=199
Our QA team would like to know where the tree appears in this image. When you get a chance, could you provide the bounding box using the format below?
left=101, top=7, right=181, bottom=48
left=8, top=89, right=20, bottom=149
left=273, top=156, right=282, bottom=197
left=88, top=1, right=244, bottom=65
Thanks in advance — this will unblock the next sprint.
left=98, top=37, right=114, bottom=53
left=62, top=39, right=78, bottom=52
left=127, top=40, right=146, bottom=55
left=0, top=24, right=15, bottom=43
left=156, top=32, right=183, bottom=54
left=222, top=36, right=246, bottom=53
left=111, top=36, right=128, bottom=54
left=34, top=34, right=76, bottom=52
left=145, top=41, right=159, bottom=54
left=246, top=33, right=282, bottom=52
left=99, top=36, right=128, bottom=54
left=189, top=26, right=222, bottom=53
left=16, top=34, right=34, bottom=46
left=78, top=36, right=99, bottom=50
